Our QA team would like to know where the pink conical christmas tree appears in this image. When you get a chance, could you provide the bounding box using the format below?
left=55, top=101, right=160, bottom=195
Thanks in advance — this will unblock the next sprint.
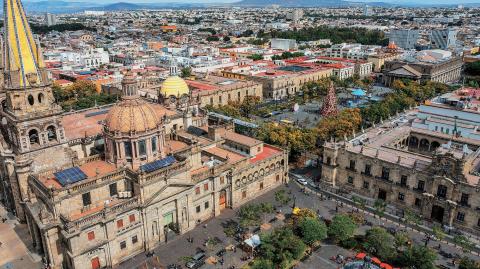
left=320, top=81, right=338, bottom=117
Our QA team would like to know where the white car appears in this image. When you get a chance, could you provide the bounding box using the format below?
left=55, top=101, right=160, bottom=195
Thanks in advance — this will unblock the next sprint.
left=296, top=178, right=308, bottom=185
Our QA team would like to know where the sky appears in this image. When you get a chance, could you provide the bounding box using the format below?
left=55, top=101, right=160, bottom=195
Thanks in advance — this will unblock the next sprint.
left=52, top=0, right=480, bottom=4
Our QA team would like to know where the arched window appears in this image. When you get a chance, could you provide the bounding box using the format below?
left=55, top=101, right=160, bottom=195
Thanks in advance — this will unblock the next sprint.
left=29, top=129, right=39, bottom=145
left=38, top=93, right=44, bottom=104
left=28, top=95, right=34, bottom=106
left=46, top=126, right=57, bottom=141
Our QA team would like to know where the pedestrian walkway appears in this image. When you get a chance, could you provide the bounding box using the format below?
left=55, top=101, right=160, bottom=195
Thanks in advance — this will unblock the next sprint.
left=0, top=206, right=42, bottom=269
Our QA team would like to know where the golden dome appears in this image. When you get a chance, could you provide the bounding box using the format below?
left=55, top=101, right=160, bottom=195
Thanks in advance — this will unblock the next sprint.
left=160, top=76, right=190, bottom=97
left=105, top=99, right=160, bottom=134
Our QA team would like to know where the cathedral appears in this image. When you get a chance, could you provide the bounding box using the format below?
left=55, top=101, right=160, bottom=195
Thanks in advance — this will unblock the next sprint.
left=0, top=1, right=289, bottom=268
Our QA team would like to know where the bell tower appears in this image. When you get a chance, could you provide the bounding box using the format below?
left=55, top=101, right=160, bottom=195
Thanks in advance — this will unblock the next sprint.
left=1, top=0, right=66, bottom=154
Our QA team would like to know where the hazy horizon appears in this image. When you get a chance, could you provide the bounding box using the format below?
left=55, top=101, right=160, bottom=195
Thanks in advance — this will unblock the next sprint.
left=26, top=0, right=480, bottom=4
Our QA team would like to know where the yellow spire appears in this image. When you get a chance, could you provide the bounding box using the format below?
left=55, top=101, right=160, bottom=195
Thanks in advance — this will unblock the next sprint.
left=4, top=0, right=46, bottom=89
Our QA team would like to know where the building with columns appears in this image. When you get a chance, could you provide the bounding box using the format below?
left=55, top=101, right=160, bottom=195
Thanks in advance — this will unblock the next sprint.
left=321, top=111, right=480, bottom=236
left=0, top=1, right=288, bottom=268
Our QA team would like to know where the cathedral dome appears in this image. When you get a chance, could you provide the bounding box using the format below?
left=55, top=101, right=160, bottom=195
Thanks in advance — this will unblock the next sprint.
left=160, top=76, right=190, bottom=97
left=105, top=99, right=160, bottom=134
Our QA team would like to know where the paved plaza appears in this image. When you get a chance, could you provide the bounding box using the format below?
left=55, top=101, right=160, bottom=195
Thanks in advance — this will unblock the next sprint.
left=0, top=207, right=42, bottom=269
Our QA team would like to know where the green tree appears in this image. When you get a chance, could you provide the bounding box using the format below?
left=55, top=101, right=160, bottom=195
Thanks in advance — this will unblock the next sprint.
left=239, top=96, right=261, bottom=117
left=180, top=67, right=192, bottom=78
left=251, top=259, right=274, bottom=269
left=454, top=235, right=475, bottom=251
left=459, top=257, right=480, bottom=269
left=327, top=214, right=358, bottom=243
left=274, top=189, right=291, bottom=206
left=373, top=199, right=387, bottom=217
left=247, top=54, right=263, bottom=61
left=363, top=227, right=396, bottom=261
left=258, top=227, right=306, bottom=266
left=404, top=209, right=422, bottom=226
left=297, top=217, right=327, bottom=246
left=396, top=245, right=437, bottom=269
left=432, top=225, right=446, bottom=241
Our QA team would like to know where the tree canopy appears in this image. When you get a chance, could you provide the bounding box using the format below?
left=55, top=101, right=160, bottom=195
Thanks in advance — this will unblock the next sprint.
left=296, top=217, right=327, bottom=246
left=363, top=227, right=396, bottom=261
left=327, top=214, right=358, bottom=243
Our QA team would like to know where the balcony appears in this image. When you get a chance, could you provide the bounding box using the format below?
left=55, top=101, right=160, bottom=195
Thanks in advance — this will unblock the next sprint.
left=457, top=201, right=471, bottom=208
left=395, top=182, right=410, bottom=189
left=413, top=187, right=426, bottom=194
left=345, top=166, right=357, bottom=172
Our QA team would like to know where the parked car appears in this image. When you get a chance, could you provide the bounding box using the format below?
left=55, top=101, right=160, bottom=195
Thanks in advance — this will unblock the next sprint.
left=185, top=251, right=206, bottom=269
left=296, top=178, right=308, bottom=186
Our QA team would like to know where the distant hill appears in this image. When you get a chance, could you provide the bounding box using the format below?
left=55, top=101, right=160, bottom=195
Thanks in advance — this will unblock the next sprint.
left=102, top=2, right=143, bottom=11
left=235, top=0, right=350, bottom=7
left=21, top=1, right=102, bottom=13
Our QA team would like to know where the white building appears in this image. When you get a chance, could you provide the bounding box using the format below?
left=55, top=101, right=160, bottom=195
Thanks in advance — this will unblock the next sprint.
left=270, top=39, right=297, bottom=51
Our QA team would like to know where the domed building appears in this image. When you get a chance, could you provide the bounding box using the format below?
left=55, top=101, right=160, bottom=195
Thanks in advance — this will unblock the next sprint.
left=159, top=62, right=191, bottom=109
left=104, top=71, right=166, bottom=170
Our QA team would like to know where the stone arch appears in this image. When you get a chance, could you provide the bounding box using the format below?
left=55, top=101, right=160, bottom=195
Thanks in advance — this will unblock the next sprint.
left=38, top=93, right=45, bottom=104
left=409, top=136, right=419, bottom=147
left=431, top=141, right=441, bottom=151
left=419, top=138, right=430, bottom=150
left=28, top=94, right=35, bottom=106
left=28, top=129, right=40, bottom=145
left=46, top=125, right=57, bottom=142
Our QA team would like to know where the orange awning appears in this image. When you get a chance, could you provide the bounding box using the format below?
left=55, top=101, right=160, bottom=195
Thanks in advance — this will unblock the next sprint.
left=371, top=257, right=382, bottom=265
left=355, top=253, right=367, bottom=259
left=380, top=263, right=393, bottom=269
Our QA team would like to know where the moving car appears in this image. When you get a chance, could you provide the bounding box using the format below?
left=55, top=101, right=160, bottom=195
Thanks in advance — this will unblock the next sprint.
left=185, top=251, right=206, bottom=269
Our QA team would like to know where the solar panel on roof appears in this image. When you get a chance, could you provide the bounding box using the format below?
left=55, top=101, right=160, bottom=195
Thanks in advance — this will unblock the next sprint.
left=140, top=156, right=176, bottom=173
left=54, top=167, right=88, bottom=187
left=85, top=110, right=109, bottom=118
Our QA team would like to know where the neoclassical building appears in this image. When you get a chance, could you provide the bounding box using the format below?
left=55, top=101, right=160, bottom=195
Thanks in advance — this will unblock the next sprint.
left=321, top=112, right=480, bottom=235
left=0, top=2, right=289, bottom=268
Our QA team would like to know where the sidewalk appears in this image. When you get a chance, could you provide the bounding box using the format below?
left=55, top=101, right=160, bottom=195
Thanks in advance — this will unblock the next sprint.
left=0, top=206, right=42, bottom=269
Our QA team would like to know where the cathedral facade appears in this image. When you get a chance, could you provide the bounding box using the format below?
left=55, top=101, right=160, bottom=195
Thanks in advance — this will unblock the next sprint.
left=0, top=2, right=289, bottom=268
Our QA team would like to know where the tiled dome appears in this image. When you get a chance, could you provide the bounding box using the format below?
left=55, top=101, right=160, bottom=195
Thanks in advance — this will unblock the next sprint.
left=160, top=76, right=189, bottom=97
left=105, top=99, right=160, bottom=134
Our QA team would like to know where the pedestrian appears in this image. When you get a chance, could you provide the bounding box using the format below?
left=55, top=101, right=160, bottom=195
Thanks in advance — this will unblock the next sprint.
left=335, top=206, right=338, bottom=213
left=0, top=241, right=2, bottom=247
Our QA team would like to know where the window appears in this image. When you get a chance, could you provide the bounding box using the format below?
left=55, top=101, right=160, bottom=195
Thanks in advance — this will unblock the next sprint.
left=259, top=182, right=264, bottom=190
left=220, top=176, right=225, bottom=185
left=195, top=187, right=200, bottom=195
left=138, top=140, right=147, bottom=156
left=109, top=183, right=118, bottom=196
left=204, top=201, right=209, bottom=209
left=276, top=175, right=280, bottom=182
left=87, top=231, right=95, bottom=241
left=196, top=205, right=201, bottom=213
left=456, top=212, right=465, bottom=222
left=117, top=219, right=124, bottom=228
left=417, top=180, right=425, bottom=191
left=242, top=191, right=247, bottom=199
left=363, top=181, right=369, bottom=189
left=460, top=193, right=469, bottom=206
left=398, top=192, right=405, bottom=201
left=477, top=218, right=480, bottom=227
left=132, top=235, right=138, bottom=244
left=364, top=164, right=371, bottom=176
left=381, top=167, right=390, bottom=180
left=326, top=157, right=332, bottom=165
left=82, top=192, right=91, bottom=207
left=204, top=183, right=209, bottom=191
left=152, top=137, right=158, bottom=153
left=400, top=175, right=407, bottom=186
left=414, top=198, right=421, bottom=207
left=124, top=142, right=133, bottom=158
left=437, top=185, right=447, bottom=198
left=349, top=160, right=356, bottom=170
left=219, top=96, right=222, bottom=104
left=120, top=241, right=127, bottom=250
left=348, top=176, right=354, bottom=184
left=129, top=214, right=136, bottom=223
